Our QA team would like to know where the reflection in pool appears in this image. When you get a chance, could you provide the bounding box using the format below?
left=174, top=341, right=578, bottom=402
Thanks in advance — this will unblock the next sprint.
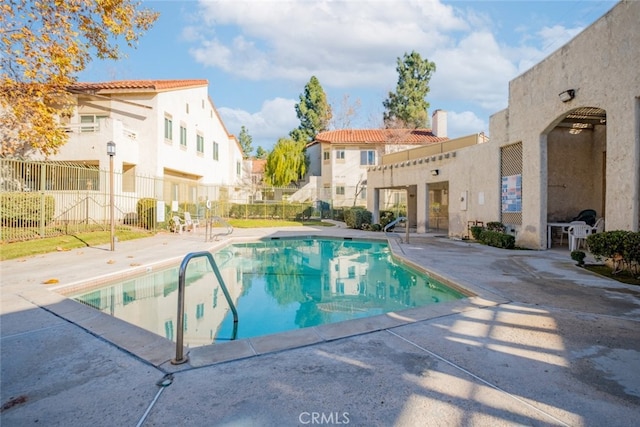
left=67, top=237, right=465, bottom=347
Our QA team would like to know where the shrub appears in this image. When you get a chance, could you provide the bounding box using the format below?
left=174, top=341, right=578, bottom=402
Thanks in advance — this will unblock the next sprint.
left=344, top=207, right=372, bottom=230
left=486, top=221, right=506, bottom=232
left=0, top=192, right=55, bottom=226
left=479, top=230, right=515, bottom=249
left=588, top=230, right=640, bottom=275
left=379, top=210, right=396, bottom=229
left=369, top=223, right=382, bottom=232
left=571, top=250, right=586, bottom=266
left=470, top=225, right=484, bottom=240
left=137, top=198, right=157, bottom=230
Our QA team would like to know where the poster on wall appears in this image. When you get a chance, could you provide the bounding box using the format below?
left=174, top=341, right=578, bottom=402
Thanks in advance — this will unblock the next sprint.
left=501, top=174, right=522, bottom=213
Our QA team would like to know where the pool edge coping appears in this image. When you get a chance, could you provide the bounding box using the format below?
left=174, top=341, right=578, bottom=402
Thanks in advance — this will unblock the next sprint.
left=38, top=233, right=508, bottom=372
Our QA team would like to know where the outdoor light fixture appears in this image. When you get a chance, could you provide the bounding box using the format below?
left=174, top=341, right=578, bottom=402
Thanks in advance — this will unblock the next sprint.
left=559, top=89, right=575, bottom=102
left=431, top=169, right=439, bottom=176
left=107, top=141, right=116, bottom=251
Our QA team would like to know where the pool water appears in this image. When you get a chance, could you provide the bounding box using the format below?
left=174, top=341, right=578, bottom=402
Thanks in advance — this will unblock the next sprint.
left=68, top=237, right=465, bottom=347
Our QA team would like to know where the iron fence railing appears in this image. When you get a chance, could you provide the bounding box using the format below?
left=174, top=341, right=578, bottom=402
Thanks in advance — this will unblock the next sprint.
left=0, top=158, right=391, bottom=243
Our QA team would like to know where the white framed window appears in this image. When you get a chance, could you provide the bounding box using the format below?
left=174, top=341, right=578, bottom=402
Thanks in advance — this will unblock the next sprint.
left=335, top=150, right=345, bottom=160
left=80, top=115, right=107, bottom=132
left=360, top=150, right=375, bottom=165
left=323, top=151, right=330, bottom=161
left=180, top=125, right=187, bottom=147
left=164, top=115, right=173, bottom=141
left=236, top=161, right=241, bottom=176
left=212, top=141, right=219, bottom=160
left=336, top=186, right=345, bottom=195
left=196, top=133, right=204, bottom=153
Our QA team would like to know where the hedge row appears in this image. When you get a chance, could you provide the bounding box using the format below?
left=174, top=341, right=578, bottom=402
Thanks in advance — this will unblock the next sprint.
left=228, top=203, right=313, bottom=220
left=344, top=207, right=372, bottom=230
left=1, top=192, right=55, bottom=226
left=470, top=222, right=515, bottom=249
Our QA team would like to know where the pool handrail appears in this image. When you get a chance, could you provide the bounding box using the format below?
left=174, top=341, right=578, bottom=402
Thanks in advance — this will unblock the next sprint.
left=384, top=216, right=409, bottom=243
left=171, top=251, right=238, bottom=365
left=206, top=216, right=233, bottom=242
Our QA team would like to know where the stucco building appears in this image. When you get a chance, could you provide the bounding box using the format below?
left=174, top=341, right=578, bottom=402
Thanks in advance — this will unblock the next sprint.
left=367, top=0, right=640, bottom=249
left=43, top=79, right=244, bottom=198
left=301, top=110, right=448, bottom=207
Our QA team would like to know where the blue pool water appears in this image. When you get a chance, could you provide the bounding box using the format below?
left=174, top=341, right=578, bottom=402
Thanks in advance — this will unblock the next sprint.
left=68, top=237, right=465, bottom=347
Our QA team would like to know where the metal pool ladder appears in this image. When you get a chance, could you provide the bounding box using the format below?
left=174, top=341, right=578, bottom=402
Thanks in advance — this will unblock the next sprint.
left=171, top=251, right=238, bottom=365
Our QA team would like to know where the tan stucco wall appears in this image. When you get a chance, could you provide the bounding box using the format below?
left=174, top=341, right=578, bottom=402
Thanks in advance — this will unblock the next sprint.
left=368, top=0, right=640, bottom=249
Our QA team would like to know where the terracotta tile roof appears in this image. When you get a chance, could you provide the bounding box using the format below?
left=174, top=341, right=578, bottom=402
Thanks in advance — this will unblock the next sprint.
left=68, top=79, right=208, bottom=92
left=314, top=129, right=448, bottom=145
left=252, top=159, right=266, bottom=173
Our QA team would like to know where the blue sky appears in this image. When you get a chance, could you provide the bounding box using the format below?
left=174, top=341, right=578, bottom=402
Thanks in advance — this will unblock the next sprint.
left=78, top=0, right=619, bottom=153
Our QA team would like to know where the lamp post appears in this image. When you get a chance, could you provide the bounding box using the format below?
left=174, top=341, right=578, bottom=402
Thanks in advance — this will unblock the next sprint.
left=107, top=141, right=116, bottom=251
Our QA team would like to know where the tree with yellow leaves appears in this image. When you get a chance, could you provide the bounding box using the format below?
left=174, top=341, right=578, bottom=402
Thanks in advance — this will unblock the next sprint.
left=0, top=0, right=159, bottom=158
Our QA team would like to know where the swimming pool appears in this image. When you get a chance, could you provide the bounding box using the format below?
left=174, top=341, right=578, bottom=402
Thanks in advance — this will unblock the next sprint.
left=66, top=237, right=465, bottom=348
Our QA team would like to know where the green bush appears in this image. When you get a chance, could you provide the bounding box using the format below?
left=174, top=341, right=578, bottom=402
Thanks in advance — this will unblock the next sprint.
left=470, top=225, right=484, bottom=240
left=378, top=210, right=396, bottom=229
left=479, top=230, right=515, bottom=249
left=586, top=230, right=629, bottom=259
left=344, top=207, right=372, bottom=230
left=369, top=223, right=382, bottom=232
left=137, top=198, right=157, bottom=230
left=228, top=202, right=313, bottom=220
left=0, top=192, right=55, bottom=226
left=587, top=230, right=640, bottom=274
left=571, top=250, right=586, bottom=266
left=486, top=221, right=506, bottom=232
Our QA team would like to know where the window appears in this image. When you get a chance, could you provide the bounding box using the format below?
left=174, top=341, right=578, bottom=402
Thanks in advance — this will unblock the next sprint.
left=360, top=150, right=375, bottom=165
left=196, top=303, right=204, bottom=319
left=336, top=186, right=345, bottom=195
left=196, top=134, right=204, bottom=153
left=348, top=266, right=356, bottom=279
left=186, top=103, right=189, bottom=114
left=323, top=151, right=330, bottom=161
left=212, top=141, right=219, bottom=160
left=180, top=125, right=187, bottom=147
left=80, top=115, right=106, bottom=132
left=236, top=161, right=241, bottom=176
left=164, top=116, right=173, bottom=140
left=336, top=150, right=345, bottom=160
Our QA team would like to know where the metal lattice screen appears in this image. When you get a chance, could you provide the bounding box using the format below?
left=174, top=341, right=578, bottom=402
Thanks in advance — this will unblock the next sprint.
left=500, top=142, right=523, bottom=225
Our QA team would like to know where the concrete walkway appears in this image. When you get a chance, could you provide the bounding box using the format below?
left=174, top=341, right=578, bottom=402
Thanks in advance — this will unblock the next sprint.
left=1, top=225, right=639, bottom=426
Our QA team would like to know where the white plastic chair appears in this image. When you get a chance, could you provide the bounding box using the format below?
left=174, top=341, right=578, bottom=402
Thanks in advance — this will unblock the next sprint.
left=172, top=216, right=186, bottom=234
left=184, top=212, right=199, bottom=232
left=592, top=217, right=604, bottom=234
left=568, top=223, right=593, bottom=251
left=560, top=221, right=586, bottom=246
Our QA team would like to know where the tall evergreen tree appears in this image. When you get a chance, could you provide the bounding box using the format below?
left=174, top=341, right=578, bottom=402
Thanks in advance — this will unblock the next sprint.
left=290, top=76, right=332, bottom=143
left=238, top=125, right=253, bottom=158
left=264, top=138, right=308, bottom=187
left=383, top=51, right=436, bottom=129
left=255, top=146, right=267, bottom=159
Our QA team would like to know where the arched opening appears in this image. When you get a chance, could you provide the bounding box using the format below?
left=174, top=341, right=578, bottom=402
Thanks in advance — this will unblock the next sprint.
left=546, top=107, right=607, bottom=245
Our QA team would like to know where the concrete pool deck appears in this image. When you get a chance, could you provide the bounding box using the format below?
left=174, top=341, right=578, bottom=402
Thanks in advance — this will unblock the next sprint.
left=1, top=225, right=639, bottom=426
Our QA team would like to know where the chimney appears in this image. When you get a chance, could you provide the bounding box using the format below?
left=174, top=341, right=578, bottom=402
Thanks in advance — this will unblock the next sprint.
left=432, top=109, right=447, bottom=138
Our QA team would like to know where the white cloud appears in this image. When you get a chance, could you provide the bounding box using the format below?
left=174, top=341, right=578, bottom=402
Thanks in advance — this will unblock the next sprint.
left=218, top=97, right=298, bottom=149
left=447, top=111, right=487, bottom=138
left=192, top=0, right=466, bottom=87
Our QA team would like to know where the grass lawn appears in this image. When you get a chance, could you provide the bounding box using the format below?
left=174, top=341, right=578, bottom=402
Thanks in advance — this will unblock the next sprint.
left=583, top=264, right=640, bottom=286
left=0, top=228, right=155, bottom=261
left=1, top=219, right=336, bottom=261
